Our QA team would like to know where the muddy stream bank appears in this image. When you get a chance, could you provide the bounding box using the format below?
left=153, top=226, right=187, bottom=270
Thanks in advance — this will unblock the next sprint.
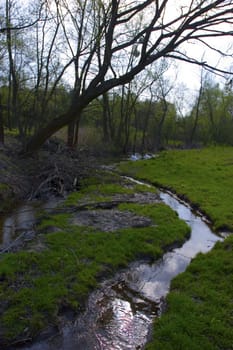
left=4, top=177, right=223, bottom=350
left=0, top=199, right=63, bottom=253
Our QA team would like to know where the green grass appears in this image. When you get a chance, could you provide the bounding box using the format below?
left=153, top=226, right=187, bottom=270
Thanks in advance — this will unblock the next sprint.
left=64, top=172, right=157, bottom=206
left=119, top=146, right=233, bottom=231
left=146, top=237, right=233, bottom=350
left=0, top=176, right=189, bottom=346
left=117, top=146, right=233, bottom=350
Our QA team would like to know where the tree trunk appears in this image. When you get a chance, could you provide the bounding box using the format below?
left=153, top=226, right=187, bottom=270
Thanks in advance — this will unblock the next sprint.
left=132, top=107, right=138, bottom=154
left=67, top=120, right=75, bottom=149
left=0, top=93, right=4, bottom=145
left=155, top=100, right=168, bottom=150
left=190, top=84, right=203, bottom=147
left=141, top=101, right=152, bottom=153
left=73, top=119, right=80, bottom=148
left=23, top=104, right=81, bottom=154
left=102, top=93, right=111, bottom=143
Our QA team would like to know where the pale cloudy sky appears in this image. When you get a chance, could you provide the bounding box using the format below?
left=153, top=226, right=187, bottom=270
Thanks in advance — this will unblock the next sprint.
left=164, top=35, right=233, bottom=115
left=161, top=1, right=233, bottom=89
left=178, top=39, right=232, bottom=88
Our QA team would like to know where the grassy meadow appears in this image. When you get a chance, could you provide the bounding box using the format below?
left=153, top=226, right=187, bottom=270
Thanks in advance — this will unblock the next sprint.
left=119, top=146, right=233, bottom=231
left=119, top=146, right=233, bottom=350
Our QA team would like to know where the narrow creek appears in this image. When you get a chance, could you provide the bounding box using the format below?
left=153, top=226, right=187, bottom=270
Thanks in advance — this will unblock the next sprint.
left=16, top=180, right=223, bottom=350
left=0, top=199, right=62, bottom=252
left=0, top=204, right=36, bottom=247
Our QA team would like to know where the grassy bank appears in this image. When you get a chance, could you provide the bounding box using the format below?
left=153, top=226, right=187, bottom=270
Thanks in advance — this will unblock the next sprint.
left=118, top=146, right=233, bottom=350
left=146, top=237, right=233, bottom=350
left=119, top=146, right=233, bottom=231
left=0, top=172, right=189, bottom=346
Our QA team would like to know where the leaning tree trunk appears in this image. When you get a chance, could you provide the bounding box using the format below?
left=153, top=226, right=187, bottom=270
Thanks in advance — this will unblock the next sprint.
left=67, top=117, right=80, bottom=149
left=67, top=120, right=76, bottom=149
left=102, top=92, right=111, bottom=143
left=23, top=103, right=83, bottom=154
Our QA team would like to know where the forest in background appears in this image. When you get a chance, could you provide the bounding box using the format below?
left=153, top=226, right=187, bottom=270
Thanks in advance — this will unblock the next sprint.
left=1, top=71, right=233, bottom=154
left=0, top=0, right=233, bottom=154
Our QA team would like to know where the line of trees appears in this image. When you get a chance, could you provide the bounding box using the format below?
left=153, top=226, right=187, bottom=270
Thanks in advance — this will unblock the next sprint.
left=0, top=0, right=233, bottom=154
left=184, top=77, right=233, bottom=147
left=79, top=75, right=233, bottom=153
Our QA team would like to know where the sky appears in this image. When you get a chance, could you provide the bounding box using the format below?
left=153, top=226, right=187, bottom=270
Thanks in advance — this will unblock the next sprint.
left=161, top=0, right=233, bottom=101
left=165, top=26, right=233, bottom=115
left=178, top=39, right=232, bottom=87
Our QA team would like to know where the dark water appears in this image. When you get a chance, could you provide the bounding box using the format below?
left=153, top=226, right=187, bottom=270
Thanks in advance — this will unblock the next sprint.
left=0, top=199, right=62, bottom=251
left=18, top=187, right=222, bottom=350
left=0, top=204, right=37, bottom=250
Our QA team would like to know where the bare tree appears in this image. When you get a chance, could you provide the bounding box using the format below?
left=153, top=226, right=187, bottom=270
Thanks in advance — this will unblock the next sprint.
left=143, top=60, right=174, bottom=150
left=189, top=67, right=205, bottom=146
left=22, top=0, right=233, bottom=153
left=137, top=61, right=170, bottom=152
left=5, top=0, right=19, bottom=130
left=0, top=0, right=47, bottom=139
left=0, top=92, right=3, bottom=144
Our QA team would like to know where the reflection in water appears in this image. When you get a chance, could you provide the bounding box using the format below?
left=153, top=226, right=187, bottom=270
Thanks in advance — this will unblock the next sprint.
left=15, top=189, right=223, bottom=350
left=0, top=198, right=62, bottom=248
left=125, top=253, right=189, bottom=303
left=161, top=192, right=221, bottom=257
left=1, top=205, right=36, bottom=246
left=96, top=297, right=151, bottom=349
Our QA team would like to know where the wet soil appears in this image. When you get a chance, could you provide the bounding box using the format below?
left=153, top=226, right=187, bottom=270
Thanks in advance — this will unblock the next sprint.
left=71, top=191, right=159, bottom=232
left=73, top=208, right=153, bottom=232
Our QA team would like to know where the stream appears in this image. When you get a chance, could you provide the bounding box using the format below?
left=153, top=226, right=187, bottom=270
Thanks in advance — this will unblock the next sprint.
left=14, top=181, right=222, bottom=350
left=0, top=199, right=62, bottom=251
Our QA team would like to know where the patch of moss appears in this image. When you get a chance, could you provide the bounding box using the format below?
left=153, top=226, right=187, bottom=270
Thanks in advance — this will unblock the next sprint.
left=0, top=183, right=11, bottom=192
left=38, top=213, right=71, bottom=231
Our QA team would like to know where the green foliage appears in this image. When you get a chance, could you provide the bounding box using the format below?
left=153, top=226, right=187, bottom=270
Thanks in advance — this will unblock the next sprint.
left=119, top=146, right=233, bottom=231
left=184, top=81, right=233, bottom=146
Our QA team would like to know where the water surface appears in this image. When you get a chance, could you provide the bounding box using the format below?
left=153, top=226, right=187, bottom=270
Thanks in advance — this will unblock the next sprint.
left=0, top=198, right=62, bottom=250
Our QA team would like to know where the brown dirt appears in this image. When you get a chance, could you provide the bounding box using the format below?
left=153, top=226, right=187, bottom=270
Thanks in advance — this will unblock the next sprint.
left=0, top=137, right=99, bottom=213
